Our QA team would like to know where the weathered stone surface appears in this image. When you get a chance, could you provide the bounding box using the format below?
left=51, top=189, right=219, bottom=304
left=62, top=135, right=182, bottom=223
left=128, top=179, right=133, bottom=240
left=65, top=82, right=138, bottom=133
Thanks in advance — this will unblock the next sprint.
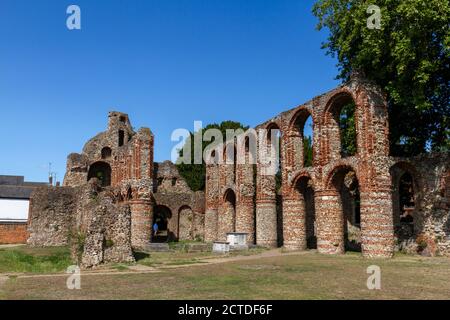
left=24, top=78, right=449, bottom=263
left=28, top=180, right=135, bottom=268
left=27, top=112, right=205, bottom=267
left=205, top=76, right=449, bottom=259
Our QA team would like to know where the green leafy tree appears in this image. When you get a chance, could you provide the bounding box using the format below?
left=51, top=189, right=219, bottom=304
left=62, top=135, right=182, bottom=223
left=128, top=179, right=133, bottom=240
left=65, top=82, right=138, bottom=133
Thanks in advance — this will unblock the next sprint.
left=339, top=101, right=357, bottom=157
left=176, top=121, right=249, bottom=191
left=303, top=136, right=314, bottom=167
left=313, top=0, right=450, bottom=155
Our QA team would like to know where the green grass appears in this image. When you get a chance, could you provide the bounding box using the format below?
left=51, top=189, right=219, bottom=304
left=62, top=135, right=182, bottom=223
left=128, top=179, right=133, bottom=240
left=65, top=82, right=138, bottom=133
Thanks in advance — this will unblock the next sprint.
left=112, top=264, right=130, bottom=271
left=3, top=252, right=450, bottom=300
left=0, top=246, right=72, bottom=274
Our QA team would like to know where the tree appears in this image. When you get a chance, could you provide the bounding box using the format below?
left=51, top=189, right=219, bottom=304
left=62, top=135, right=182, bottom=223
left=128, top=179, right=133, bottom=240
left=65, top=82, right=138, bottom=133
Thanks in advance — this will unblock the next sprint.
left=176, top=121, right=249, bottom=191
left=339, top=101, right=357, bottom=157
left=303, top=136, right=314, bottom=167
left=313, top=0, right=450, bottom=155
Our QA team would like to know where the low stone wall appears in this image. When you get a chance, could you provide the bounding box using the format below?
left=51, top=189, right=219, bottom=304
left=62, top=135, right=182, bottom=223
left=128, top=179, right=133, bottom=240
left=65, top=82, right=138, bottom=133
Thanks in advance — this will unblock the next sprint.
left=27, top=186, right=78, bottom=247
left=390, top=154, right=450, bottom=256
left=27, top=180, right=135, bottom=268
left=0, top=222, right=28, bottom=244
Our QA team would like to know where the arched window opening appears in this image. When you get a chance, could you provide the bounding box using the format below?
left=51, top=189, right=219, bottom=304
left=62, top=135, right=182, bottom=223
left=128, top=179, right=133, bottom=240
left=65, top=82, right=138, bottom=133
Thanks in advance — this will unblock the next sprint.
left=390, top=163, right=418, bottom=244
left=303, top=115, right=314, bottom=167
left=266, top=123, right=282, bottom=190
left=224, top=189, right=237, bottom=233
left=326, top=93, right=357, bottom=160
left=118, top=130, right=125, bottom=147
left=399, top=173, right=415, bottom=223
left=101, top=147, right=112, bottom=160
left=291, top=109, right=314, bottom=168
left=339, top=100, right=357, bottom=158
left=87, top=161, right=112, bottom=187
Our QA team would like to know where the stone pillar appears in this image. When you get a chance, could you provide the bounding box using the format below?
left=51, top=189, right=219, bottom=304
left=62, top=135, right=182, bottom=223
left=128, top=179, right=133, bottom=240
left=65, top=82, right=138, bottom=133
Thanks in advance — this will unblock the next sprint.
left=360, top=189, right=395, bottom=258
left=218, top=201, right=235, bottom=242
left=282, top=196, right=307, bottom=250
left=256, top=199, right=278, bottom=247
left=255, top=155, right=278, bottom=248
left=204, top=209, right=218, bottom=242
left=315, top=190, right=344, bottom=254
left=236, top=163, right=255, bottom=245
left=129, top=200, right=153, bottom=249
left=205, top=163, right=220, bottom=242
left=236, top=199, right=255, bottom=245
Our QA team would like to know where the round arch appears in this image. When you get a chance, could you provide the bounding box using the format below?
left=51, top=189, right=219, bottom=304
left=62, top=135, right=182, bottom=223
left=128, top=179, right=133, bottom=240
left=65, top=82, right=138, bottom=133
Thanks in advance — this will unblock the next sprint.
left=390, top=161, right=421, bottom=234
left=87, top=161, right=112, bottom=187
left=288, top=107, right=315, bottom=168
left=325, top=164, right=361, bottom=253
left=153, top=205, right=173, bottom=242
left=178, top=205, right=194, bottom=241
left=323, top=90, right=359, bottom=160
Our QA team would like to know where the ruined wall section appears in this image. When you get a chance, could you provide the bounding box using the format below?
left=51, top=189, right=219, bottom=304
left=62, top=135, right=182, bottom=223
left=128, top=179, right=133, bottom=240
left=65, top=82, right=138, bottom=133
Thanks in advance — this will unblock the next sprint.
left=205, top=76, right=400, bottom=258
left=153, top=161, right=205, bottom=241
left=62, top=111, right=155, bottom=250
left=27, top=186, right=79, bottom=246
left=389, top=154, right=450, bottom=256
left=27, top=181, right=135, bottom=267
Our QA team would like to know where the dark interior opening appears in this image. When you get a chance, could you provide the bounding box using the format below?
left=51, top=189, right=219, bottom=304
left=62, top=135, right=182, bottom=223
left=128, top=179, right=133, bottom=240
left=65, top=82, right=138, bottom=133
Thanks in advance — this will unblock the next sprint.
left=119, top=130, right=125, bottom=147
left=87, top=161, right=112, bottom=187
left=153, top=205, right=173, bottom=242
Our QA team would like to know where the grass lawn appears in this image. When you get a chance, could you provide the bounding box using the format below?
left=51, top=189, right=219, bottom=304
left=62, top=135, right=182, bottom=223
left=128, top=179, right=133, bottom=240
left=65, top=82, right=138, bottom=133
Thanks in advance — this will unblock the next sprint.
left=1, top=250, right=450, bottom=300
left=134, top=247, right=267, bottom=268
left=0, top=246, right=72, bottom=274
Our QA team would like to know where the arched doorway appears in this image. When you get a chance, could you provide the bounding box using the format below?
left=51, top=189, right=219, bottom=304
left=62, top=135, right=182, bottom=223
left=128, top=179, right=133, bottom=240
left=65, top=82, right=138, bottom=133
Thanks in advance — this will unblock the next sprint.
left=178, top=206, right=194, bottom=241
left=153, top=205, right=173, bottom=242
left=390, top=163, right=419, bottom=244
left=87, top=161, right=112, bottom=187
left=326, top=166, right=361, bottom=253
left=218, top=189, right=236, bottom=240
left=295, top=176, right=317, bottom=249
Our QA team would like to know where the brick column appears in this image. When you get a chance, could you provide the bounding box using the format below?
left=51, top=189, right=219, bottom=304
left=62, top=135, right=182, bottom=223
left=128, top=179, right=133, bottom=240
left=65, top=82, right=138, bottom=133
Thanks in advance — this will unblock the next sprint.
left=218, top=201, right=235, bottom=241
left=205, top=163, right=219, bottom=242
left=204, top=209, right=218, bottom=242
left=129, top=200, right=153, bottom=249
left=255, top=171, right=278, bottom=248
left=315, top=190, right=345, bottom=254
left=360, top=189, right=395, bottom=258
left=236, top=163, right=255, bottom=245
left=282, top=196, right=307, bottom=250
left=256, top=199, right=277, bottom=247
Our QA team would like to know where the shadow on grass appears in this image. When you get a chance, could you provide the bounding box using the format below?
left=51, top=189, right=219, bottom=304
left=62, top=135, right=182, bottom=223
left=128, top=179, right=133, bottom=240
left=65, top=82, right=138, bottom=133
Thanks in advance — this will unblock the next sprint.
left=133, top=251, right=150, bottom=262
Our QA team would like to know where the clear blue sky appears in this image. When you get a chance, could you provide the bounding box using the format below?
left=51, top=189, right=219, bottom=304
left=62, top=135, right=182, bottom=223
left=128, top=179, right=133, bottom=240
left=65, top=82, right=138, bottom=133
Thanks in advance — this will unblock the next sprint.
left=0, top=0, right=339, bottom=183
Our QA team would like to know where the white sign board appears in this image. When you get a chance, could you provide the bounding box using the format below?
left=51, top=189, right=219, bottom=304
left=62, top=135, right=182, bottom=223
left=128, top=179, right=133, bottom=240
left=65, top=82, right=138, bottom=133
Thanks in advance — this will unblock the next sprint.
left=0, top=199, right=29, bottom=221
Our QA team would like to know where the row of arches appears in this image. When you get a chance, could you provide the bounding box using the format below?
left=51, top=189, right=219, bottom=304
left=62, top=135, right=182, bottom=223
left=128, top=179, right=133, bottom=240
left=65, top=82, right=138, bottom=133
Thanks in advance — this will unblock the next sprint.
left=212, top=160, right=421, bottom=255
left=213, top=91, right=358, bottom=170
left=152, top=205, right=199, bottom=243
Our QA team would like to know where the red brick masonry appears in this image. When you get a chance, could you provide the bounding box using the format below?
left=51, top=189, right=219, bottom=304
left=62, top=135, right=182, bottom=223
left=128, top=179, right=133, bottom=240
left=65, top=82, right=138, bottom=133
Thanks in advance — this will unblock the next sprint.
left=0, top=222, right=28, bottom=244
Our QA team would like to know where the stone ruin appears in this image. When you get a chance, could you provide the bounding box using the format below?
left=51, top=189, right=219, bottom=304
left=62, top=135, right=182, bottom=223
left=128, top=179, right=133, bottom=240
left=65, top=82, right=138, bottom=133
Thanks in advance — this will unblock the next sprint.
left=203, top=76, right=449, bottom=258
left=26, top=76, right=449, bottom=267
left=28, top=111, right=205, bottom=267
